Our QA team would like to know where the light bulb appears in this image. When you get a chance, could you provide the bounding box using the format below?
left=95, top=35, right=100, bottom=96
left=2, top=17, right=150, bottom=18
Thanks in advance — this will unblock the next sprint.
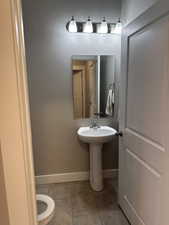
left=68, top=16, right=77, bottom=33
left=97, top=17, right=108, bottom=34
left=114, top=19, right=122, bottom=34
left=110, top=24, right=116, bottom=33
left=83, top=17, right=93, bottom=33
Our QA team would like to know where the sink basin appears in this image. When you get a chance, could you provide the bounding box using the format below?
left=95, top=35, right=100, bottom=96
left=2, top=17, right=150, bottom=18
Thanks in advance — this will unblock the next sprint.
left=78, top=126, right=117, bottom=144
left=77, top=126, right=117, bottom=191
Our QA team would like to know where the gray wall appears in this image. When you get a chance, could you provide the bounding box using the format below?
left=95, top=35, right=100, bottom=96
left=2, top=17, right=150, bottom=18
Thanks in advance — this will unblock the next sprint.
left=22, top=0, right=121, bottom=176
left=121, top=0, right=158, bottom=25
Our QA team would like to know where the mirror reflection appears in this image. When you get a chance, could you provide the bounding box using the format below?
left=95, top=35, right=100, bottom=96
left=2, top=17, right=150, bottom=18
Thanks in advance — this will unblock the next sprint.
left=72, top=55, right=116, bottom=119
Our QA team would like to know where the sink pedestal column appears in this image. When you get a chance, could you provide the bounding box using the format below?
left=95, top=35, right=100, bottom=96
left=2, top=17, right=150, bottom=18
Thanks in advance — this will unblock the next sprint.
left=89, top=143, right=103, bottom=191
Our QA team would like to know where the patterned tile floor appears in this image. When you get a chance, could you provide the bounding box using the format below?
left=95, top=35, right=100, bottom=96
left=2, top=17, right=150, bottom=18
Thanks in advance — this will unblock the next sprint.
left=36, top=179, right=130, bottom=225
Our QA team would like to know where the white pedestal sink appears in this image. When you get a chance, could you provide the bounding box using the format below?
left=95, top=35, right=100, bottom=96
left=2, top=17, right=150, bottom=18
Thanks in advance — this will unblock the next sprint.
left=77, top=126, right=117, bottom=191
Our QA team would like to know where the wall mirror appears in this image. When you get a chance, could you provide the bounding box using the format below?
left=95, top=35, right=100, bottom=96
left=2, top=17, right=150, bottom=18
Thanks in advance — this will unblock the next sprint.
left=72, top=55, right=116, bottom=119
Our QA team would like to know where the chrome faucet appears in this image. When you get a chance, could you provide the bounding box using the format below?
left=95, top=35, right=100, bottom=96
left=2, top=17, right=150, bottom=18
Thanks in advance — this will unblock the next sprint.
left=90, top=114, right=100, bottom=128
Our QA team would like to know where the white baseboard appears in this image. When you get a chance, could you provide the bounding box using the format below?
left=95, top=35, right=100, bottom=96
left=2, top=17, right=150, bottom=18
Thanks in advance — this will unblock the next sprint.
left=36, top=169, right=118, bottom=185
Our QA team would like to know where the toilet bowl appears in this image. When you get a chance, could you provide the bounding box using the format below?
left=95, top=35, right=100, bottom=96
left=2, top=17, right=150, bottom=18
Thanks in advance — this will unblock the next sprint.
left=37, top=194, right=55, bottom=225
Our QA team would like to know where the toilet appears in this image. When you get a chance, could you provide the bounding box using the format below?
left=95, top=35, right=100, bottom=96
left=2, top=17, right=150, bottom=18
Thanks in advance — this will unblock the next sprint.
left=37, top=194, right=55, bottom=225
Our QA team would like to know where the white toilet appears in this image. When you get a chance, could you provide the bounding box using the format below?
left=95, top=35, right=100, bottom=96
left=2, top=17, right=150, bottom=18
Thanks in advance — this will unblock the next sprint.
left=37, top=194, right=55, bottom=225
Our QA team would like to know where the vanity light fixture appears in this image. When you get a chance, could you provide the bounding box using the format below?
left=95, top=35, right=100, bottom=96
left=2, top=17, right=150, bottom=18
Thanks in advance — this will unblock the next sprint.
left=97, top=17, right=108, bottom=34
left=66, top=17, right=122, bottom=34
left=113, top=18, right=122, bottom=34
left=83, top=17, right=93, bottom=33
left=68, top=16, right=77, bottom=33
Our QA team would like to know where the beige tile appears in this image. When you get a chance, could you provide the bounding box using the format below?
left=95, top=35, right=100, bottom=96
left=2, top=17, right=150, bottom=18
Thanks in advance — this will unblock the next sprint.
left=72, top=181, right=93, bottom=195
left=36, top=184, right=50, bottom=195
left=73, top=213, right=102, bottom=225
left=96, top=185, right=119, bottom=213
left=48, top=182, right=74, bottom=200
left=71, top=181, right=99, bottom=216
left=72, top=190, right=98, bottom=215
left=48, top=198, right=72, bottom=225
left=100, top=211, right=129, bottom=225
left=36, top=179, right=129, bottom=225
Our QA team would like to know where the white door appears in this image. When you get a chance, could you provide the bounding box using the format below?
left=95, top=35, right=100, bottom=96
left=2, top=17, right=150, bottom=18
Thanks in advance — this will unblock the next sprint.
left=119, top=2, right=169, bottom=225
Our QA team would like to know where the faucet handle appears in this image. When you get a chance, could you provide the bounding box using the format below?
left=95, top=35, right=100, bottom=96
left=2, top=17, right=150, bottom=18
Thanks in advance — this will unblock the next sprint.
left=90, top=114, right=100, bottom=128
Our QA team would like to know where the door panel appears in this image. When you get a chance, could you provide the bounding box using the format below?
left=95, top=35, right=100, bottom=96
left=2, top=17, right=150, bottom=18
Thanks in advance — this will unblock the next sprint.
left=124, top=129, right=165, bottom=173
left=119, top=2, right=169, bottom=225
left=125, top=148, right=161, bottom=225
left=127, top=19, right=167, bottom=146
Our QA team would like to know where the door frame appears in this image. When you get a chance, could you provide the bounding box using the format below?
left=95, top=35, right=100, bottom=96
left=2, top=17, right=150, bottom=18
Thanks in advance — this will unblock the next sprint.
left=119, top=0, right=169, bottom=223
left=2, top=0, right=169, bottom=225
left=73, top=64, right=86, bottom=118
left=0, top=0, right=37, bottom=225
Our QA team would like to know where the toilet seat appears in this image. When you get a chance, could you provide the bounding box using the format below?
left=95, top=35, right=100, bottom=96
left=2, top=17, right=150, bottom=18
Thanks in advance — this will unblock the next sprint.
left=37, top=194, right=55, bottom=225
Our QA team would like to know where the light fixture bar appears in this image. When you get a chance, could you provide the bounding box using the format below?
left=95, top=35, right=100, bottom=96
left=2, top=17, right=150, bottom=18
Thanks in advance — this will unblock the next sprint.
left=66, top=17, right=122, bottom=34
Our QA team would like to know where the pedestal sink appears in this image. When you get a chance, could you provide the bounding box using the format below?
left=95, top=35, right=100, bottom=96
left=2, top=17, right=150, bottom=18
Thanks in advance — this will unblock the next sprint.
left=77, top=126, right=117, bottom=191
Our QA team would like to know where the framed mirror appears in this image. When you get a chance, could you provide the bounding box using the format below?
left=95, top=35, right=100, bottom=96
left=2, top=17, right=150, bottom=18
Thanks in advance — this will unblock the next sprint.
left=72, top=55, right=116, bottom=119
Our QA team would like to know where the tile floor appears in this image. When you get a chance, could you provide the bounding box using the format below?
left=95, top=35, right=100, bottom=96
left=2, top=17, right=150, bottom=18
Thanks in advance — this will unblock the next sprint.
left=36, top=179, right=130, bottom=225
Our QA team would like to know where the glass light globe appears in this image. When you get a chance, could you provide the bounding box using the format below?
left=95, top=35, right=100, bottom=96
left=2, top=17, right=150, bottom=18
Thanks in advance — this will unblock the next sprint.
left=114, top=19, right=122, bottom=34
left=83, top=17, right=93, bottom=33
left=68, top=16, right=77, bottom=33
left=97, top=17, right=108, bottom=34
left=110, top=24, right=116, bottom=33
